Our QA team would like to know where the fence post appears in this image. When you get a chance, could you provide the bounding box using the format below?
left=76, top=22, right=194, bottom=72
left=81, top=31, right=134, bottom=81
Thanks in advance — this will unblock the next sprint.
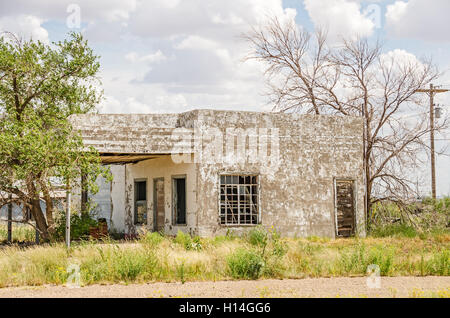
left=35, top=226, right=40, bottom=245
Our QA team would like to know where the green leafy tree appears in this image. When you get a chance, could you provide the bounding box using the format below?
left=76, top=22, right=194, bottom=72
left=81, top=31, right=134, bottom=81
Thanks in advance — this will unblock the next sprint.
left=0, top=32, right=108, bottom=241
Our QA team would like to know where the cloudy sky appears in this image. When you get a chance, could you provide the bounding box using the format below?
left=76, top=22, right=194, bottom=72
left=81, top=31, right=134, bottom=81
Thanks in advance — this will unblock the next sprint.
left=1, top=0, right=449, bottom=195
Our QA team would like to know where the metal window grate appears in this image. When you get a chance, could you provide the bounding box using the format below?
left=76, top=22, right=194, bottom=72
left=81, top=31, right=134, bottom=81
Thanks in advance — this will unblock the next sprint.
left=219, top=175, right=258, bottom=225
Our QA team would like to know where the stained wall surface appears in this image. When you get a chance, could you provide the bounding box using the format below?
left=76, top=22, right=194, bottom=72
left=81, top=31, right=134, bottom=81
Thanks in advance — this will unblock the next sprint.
left=71, top=110, right=365, bottom=238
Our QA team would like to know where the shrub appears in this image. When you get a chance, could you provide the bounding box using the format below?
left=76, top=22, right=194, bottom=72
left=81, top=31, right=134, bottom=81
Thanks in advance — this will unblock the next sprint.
left=141, top=232, right=164, bottom=247
left=81, top=245, right=157, bottom=283
left=367, top=248, right=394, bottom=275
left=248, top=226, right=268, bottom=247
left=54, top=211, right=98, bottom=241
left=270, top=227, right=288, bottom=257
left=174, top=231, right=202, bottom=251
left=227, top=248, right=264, bottom=280
left=427, top=249, right=449, bottom=276
left=369, top=199, right=450, bottom=237
left=370, top=224, right=418, bottom=238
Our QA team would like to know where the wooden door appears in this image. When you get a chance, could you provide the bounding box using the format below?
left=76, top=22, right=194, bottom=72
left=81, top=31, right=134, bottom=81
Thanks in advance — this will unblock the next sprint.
left=335, top=180, right=356, bottom=237
left=153, top=178, right=165, bottom=232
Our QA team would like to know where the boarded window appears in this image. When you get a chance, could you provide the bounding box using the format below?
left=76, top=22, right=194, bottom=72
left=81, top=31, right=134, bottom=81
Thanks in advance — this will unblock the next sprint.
left=173, top=177, right=186, bottom=225
left=335, top=180, right=355, bottom=237
left=134, top=180, right=147, bottom=225
left=219, top=175, right=259, bottom=225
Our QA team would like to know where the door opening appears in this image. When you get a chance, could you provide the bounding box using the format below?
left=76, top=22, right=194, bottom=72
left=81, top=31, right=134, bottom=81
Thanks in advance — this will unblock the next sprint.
left=153, top=178, right=165, bottom=232
left=173, top=177, right=186, bottom=225
left=335, top=179, right=356, bottom=237
left=134, top=179, right=147, bottom=225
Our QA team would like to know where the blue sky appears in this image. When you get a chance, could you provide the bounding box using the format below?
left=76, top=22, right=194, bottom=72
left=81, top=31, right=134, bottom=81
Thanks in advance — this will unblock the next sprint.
left=0, top=0, right=449, bottom=195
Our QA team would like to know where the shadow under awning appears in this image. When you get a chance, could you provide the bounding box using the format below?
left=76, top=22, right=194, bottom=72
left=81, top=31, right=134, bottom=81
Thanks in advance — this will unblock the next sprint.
left=99, top=153, right=172, bottom=164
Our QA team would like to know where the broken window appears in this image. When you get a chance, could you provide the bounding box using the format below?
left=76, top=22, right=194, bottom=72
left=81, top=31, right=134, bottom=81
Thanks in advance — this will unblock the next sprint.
left=219, top=175, right=259, bottom=225
left=134, top=180, right=147, bottom=225
left=173, top=176, right=186, bottom=225
left=335, top=179, right=356, bottom=237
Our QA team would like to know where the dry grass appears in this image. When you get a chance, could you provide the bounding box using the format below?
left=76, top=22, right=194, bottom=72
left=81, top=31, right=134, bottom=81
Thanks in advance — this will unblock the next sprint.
left=0, top=224, right=36, bottom=243
left=0, top=229, right=448, bottom=288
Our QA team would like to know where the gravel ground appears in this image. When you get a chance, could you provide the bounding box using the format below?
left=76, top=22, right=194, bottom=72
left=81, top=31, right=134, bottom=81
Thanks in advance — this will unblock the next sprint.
left=0, top=277, right=449, bottom=298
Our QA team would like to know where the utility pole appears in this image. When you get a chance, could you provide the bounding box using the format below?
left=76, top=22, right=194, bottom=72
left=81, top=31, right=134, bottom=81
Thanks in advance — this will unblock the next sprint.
left=361, top=103, right=369, bottom=228
left=416, top=84, right=449, bottom=200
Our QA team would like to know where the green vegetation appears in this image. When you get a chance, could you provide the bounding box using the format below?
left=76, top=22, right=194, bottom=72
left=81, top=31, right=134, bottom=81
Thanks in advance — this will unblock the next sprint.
left=174, top=230, right=202, bottom=251
left=0, top=32, right=108, bottom=241
left=0, top=224, right=35, bottom=243
left=0, top=226, right=448, bottom=288
left=54, top=211, right=99, bottom=241
left=227, top=248, right=265, bottom=280
left=369, top=197, right=449, bottom=238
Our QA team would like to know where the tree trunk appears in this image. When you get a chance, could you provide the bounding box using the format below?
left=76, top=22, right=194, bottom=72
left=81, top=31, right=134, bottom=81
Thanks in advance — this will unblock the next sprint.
left=30, top=199, right=50, bottom=241
left=39, top=179, right=55, bottom=232
left=26, top=179, right=50, bottom=241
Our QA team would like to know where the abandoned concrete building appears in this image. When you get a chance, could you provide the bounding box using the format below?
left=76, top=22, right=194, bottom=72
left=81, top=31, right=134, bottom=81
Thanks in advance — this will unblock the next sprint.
left=69, top=109, right=365, bottom=238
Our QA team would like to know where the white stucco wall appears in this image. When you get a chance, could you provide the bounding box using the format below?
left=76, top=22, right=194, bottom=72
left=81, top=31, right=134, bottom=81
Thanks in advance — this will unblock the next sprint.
left=117, top=155, right=197, bottom=236
left=110, top=165, right=126, bottom=233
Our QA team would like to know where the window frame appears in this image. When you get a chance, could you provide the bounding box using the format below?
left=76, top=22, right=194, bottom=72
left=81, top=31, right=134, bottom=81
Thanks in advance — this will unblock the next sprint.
left=218, top=174, right=260, bottom=227
left=134, top=178, right=148, bottom=225
left=172, top=175, right=187, bottom=226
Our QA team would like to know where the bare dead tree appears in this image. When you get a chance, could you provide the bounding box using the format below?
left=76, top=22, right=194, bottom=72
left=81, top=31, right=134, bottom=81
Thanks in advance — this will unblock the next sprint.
left=243, top=17, right=448, bottom=225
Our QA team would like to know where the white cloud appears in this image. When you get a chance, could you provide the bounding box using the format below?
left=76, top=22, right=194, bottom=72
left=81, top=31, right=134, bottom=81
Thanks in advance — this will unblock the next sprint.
left=0, top=0, right=294, bottom=115
left=304, top=0, right=375, bottom=41
left=0, top=0, right=137, bottom=43
left=175, top=36, right=219, bottom=51
left=379, top=49, right=425, bottom=71
left=0, top=15, right=49, bottom=44
left=0, top=0, right=137, bottom=24
left=122, top=0, right=295, bottom=106
left=125, top=50, right=167, bottom=64
left=128, top=0, right=295, bottom=40
left=386, top=0, right=450, bottom=42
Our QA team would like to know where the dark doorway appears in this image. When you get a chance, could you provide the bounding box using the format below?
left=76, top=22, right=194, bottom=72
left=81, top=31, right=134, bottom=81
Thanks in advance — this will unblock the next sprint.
left=173, top=177, right=186, bottom=225
left=134, top=179, right=147, bottom=225
left=335, top=180, right=356, bottom=237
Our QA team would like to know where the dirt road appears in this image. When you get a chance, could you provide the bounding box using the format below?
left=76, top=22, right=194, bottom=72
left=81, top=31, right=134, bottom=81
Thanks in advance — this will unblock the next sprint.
left=0, top=277, right=449, bottom=298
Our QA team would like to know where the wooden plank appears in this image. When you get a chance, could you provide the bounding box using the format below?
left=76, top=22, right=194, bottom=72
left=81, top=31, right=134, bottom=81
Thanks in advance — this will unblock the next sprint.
left=335, top=180, right=355, bottom=238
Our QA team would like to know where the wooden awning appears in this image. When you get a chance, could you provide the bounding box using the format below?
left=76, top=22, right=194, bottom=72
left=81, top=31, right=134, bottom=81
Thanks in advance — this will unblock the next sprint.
left=100, top=153, right=170, bottom=164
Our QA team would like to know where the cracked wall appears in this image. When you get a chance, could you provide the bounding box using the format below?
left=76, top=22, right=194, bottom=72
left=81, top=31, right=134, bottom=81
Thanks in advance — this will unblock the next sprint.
left=73, top=109, right=364, bottom=238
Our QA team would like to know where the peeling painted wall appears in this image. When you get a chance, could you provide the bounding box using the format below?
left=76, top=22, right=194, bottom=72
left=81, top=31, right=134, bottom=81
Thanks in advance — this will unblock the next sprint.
left=192, top=110, right=365, bottom=238
left=73, top=109, right=365, bottom=238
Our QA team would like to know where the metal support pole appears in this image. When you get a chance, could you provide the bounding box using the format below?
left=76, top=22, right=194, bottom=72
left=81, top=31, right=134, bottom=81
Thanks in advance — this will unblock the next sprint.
left=7, top=194, right=12, bottom=243
left=66, top=184, right=71, bottom=249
